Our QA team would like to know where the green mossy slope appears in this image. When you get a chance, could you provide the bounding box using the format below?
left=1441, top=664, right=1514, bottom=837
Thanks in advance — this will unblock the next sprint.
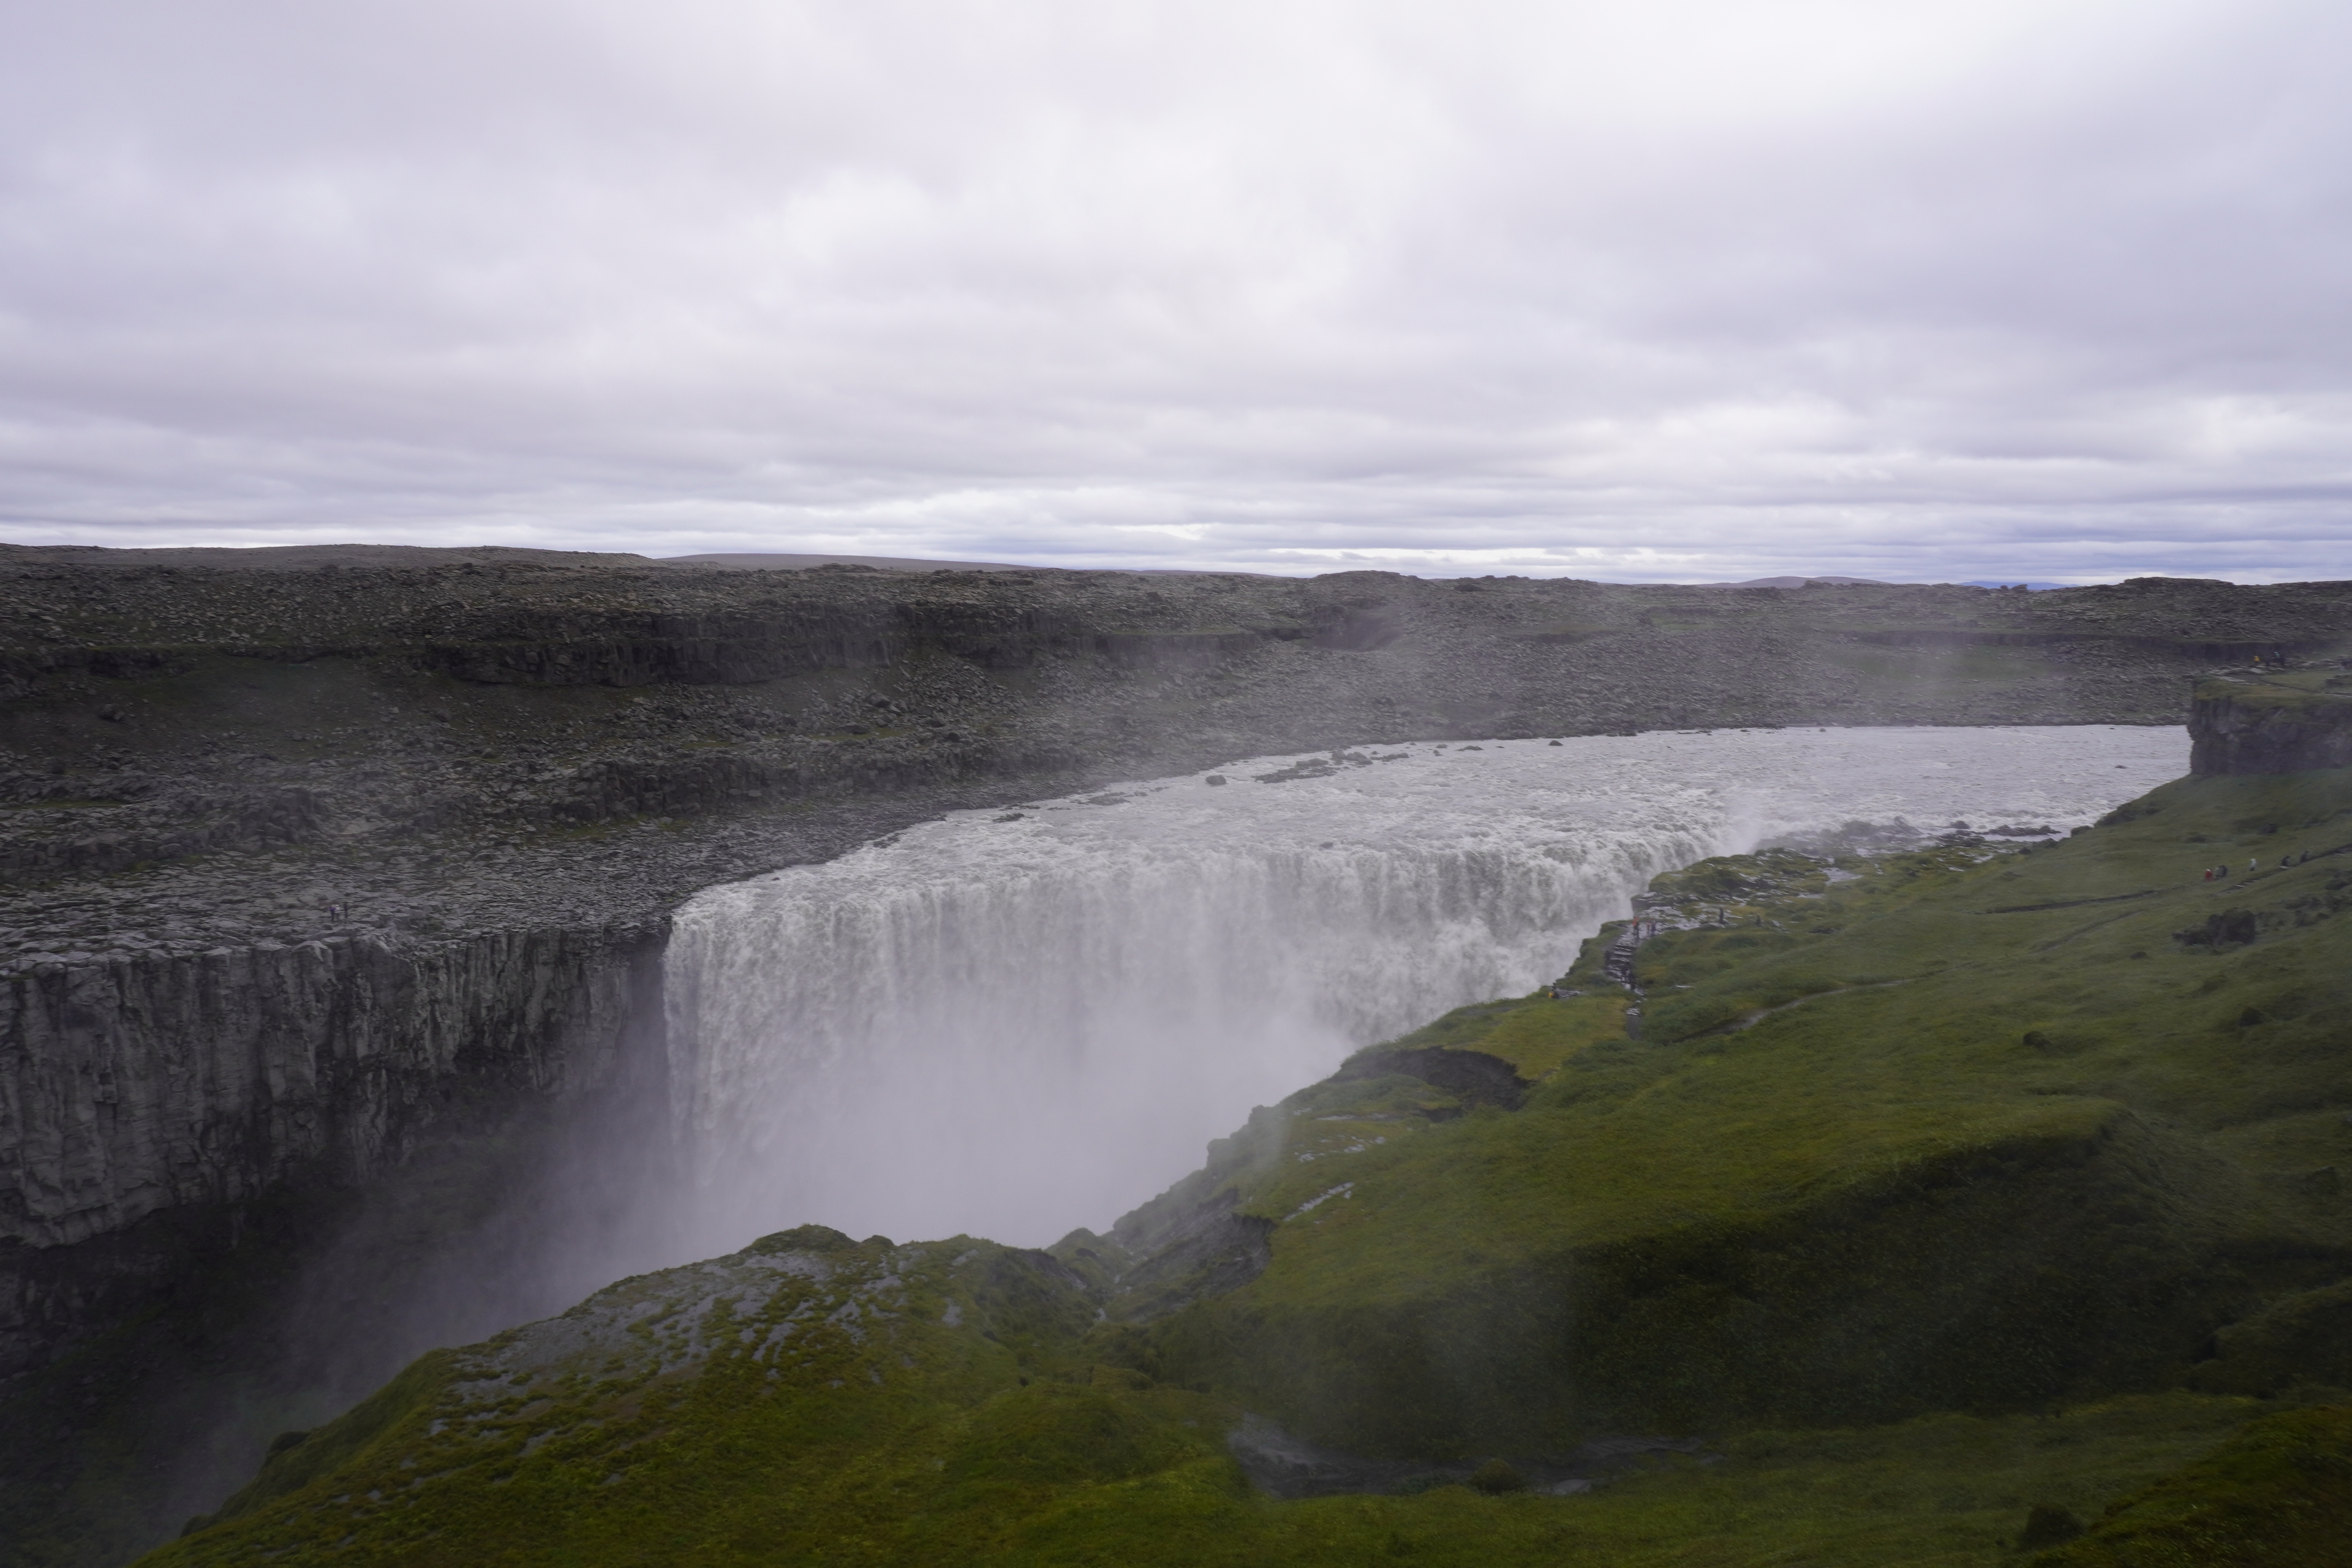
left=2030, top=1400, right=2352, bottom=1566
left=149, top=1229, right=1191, bottom=1566
left=137, top=1342, right=2334, bottom=1567
left=134, top=769, right=2352, bottom=1565
left=1148, top=771, right=2352, bottom=1455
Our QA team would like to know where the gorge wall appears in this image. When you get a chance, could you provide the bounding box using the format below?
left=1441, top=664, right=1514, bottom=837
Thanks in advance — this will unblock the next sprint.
left=662, top=726, right=2188, bottom=1256
left=1, top=920, right=662, bottom=1376
left=5, top=551, right=2349, bottom=1363
left=1, top=545, right=2348, bottom=1564
left=2189, top=668, right=2352, bottom=775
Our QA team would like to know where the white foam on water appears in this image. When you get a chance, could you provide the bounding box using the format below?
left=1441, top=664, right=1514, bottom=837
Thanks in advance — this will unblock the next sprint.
left=663, top=725, right=2187, bottom=1254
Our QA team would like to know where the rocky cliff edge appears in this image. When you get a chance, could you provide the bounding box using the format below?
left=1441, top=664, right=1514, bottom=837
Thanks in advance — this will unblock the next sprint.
left=2189, top=668, right=2352, bottom=775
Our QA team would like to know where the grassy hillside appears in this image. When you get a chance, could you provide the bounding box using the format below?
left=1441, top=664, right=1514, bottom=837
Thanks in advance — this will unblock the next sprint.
left=135, top=768, right=2352, bottom=1566
left=1145, top=769, right=2352, bottom=1455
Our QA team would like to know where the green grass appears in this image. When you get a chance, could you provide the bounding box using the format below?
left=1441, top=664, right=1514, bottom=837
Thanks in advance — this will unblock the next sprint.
left=1140, top=771, right=2352, bottom=1460
left=131, top=769, right=2352, bottom=1566
left=2031, top=1399, right=2352, bottom=1566
left=2198, top=669, right=2352, bottom=720
left=138, top=1335, right=2321, bottom=1568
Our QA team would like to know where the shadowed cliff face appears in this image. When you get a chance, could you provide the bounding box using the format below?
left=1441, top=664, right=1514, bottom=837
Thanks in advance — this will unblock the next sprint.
left=1, top=548, right=2347, bottom=1566
left=10, top=558, right=2334, bottom=1284
left=5, top=555, right=2343, bottom=904
left=2189, top=669, right=2352, bottom=775
left=2, top=560, right=2345, bottom=1332
left=115, top=768, right=2352, bottom=1568
left=0, top=923, right=665, bottom=1363
left=3, top=558, right=2342, bottom=864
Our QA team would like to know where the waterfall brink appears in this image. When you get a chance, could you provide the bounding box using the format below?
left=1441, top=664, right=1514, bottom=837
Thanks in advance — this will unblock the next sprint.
left=664, top=726, right=2188, bottom=1254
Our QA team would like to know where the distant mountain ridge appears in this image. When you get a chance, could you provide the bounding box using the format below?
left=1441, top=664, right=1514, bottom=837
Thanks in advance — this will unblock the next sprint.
left=1705, top=575, right=1891, bottom=587
left=1713, top=576, right=2083, bottom=590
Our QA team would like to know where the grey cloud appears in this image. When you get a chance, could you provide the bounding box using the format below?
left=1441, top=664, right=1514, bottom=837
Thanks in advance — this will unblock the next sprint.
left=1, top=0, right=2347, bottom=582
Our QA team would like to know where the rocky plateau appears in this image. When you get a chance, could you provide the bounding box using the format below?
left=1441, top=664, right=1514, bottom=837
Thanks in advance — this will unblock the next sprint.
left=3, top=542, right=2350, bottom=1567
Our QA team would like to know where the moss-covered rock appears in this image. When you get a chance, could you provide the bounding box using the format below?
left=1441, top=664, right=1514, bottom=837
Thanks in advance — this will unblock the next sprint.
left=1124, top=771, right=2352, bottom=1458
left=130, top=765, right=2352, bottom=1566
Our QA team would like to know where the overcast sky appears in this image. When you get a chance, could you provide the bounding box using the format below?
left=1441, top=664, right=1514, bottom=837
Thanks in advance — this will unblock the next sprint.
left=2, top=1, right=2346, bottom=582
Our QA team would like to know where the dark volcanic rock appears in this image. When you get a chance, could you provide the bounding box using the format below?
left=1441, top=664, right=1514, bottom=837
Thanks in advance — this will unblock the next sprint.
left=0, top=922, right=663, bottom=1371
left=1, top=546, right=2347, bottom=1563
left=3, top=557, right=2346, bottom=1292
left=2188, top=669, right=2352, bottom=775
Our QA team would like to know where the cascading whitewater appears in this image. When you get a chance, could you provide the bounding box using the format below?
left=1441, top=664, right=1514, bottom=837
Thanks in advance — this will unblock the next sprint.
left=665, top=725, right=2188, bottom=1254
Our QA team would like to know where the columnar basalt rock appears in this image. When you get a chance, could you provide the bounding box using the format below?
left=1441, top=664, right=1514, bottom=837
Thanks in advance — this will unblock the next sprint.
left=3, top=561, right=2347, bottom=1297
left=0, top=921, right=663, bottom=1378
left=2, top=548, right=2349, bottom=1565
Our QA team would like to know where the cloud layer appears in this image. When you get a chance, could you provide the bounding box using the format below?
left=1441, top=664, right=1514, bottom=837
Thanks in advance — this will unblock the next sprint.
left=2, top=0, right=2346, bottom=580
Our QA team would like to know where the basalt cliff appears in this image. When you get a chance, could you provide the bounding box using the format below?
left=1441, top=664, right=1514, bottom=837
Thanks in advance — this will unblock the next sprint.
left=134, top=757, right=2352, bottom=1568
left=2190, top=667, right=2352, bottom=775
left=3, top=545, right=2349, bottom=1566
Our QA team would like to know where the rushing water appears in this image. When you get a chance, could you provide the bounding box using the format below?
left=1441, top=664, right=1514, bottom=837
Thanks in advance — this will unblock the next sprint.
left=663, top=725, right=2187, bottom=1254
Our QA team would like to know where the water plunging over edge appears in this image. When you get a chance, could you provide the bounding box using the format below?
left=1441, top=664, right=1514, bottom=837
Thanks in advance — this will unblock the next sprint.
left=662, top=726, right=2188, bottom=1254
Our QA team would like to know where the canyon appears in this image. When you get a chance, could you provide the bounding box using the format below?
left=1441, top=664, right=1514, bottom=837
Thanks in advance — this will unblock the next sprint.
left=134, top=756, right=2352, bottom=1568
left=4, top=545, right=2349, bottom=1564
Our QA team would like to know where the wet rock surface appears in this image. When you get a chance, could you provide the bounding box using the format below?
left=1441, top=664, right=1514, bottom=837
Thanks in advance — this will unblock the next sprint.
left=1, top=547, right=2347, bottom=1563
left=8, top=555, right=2328, bottom=1278
left=2, top=557, right=2341, bottom=1319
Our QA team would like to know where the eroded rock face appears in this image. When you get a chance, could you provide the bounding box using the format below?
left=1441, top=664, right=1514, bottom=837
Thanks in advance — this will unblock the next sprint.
left=2189, top=671, right=2352, bottom=775
left=6, top=558, right=2342, bottom=913
left=0, top=549, right=2344, bottom=1520
left=0, top=922, right=663, bottom=1377
left=7, top=560, right=2341, bottom=960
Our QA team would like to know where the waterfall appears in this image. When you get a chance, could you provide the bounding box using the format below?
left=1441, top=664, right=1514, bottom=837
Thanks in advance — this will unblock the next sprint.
left=664, top=725, right=2188, bottom=1253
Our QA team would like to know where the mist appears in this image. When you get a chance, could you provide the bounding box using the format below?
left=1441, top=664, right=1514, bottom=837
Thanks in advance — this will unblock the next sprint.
left=654, top=725, right=2185, bottom=1254
left=134, top=721, right=2188, bottom=1528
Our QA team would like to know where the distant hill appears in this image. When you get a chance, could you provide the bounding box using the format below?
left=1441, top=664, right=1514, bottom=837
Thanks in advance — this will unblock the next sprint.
left=1706, top=576, right=2081, bottom=590
left=654, top=552, right=1246, bottom=575
left=656, top=551, right=1033, bottom=571
left=1703, top=575, right=1893, bottom=587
